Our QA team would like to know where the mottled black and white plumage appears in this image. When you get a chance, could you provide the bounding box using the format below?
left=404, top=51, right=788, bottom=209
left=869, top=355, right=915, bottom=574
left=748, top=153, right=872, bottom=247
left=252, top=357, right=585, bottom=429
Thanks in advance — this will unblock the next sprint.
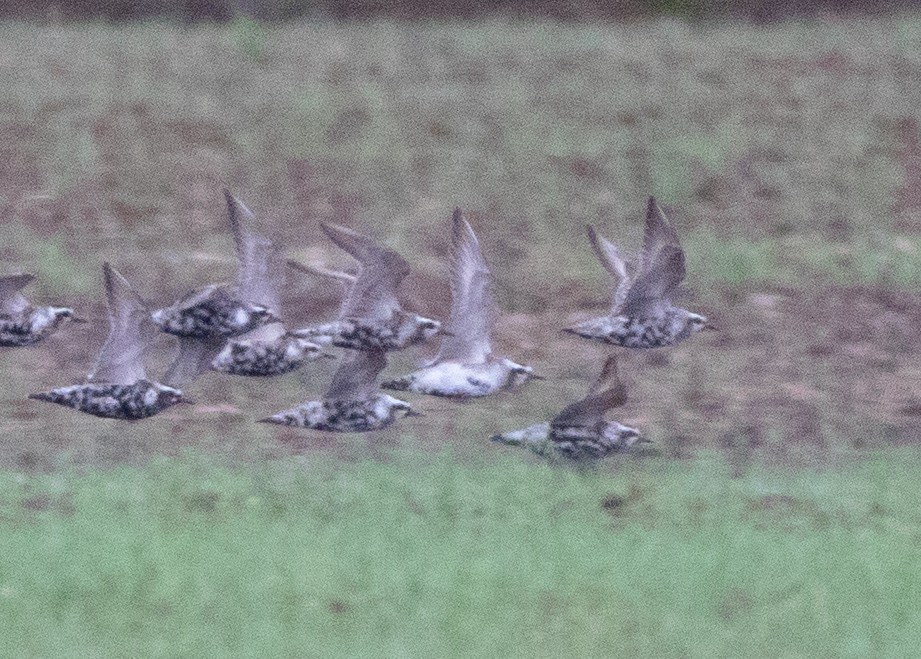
left=492, top=356, right=644, bottom=459
left=29, top=264, right=188, bottom=420
left=0, top=274, right=83, bottom=347
left=211, top=322, right=327, bottom=377
left=565, top=197, right=714, bottom=348
left=260, top=349, right=419, bottom=432
left=151, top=190, right=281, bottom=341
left=289, top=223, right=442, bottom=352
left=381, top=208, right=536, bottom=397
left=157, top=190, right=318, bottom=385
left=198, top=192, right=330, bottom=378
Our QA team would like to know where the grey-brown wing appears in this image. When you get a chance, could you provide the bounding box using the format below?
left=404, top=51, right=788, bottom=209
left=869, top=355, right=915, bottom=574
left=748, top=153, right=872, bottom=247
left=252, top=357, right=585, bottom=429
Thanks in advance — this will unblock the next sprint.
left=587, top=226, right=634, bottom=314
left=551, top=356, right=627, bottom=428
left=162, top=335, right=226, bottom=387
left=174, top=283, right=231, bottom=312
left=325, top=348, right=386, bottom=400
left=226, top=189, right=284, bottom=313
left=619, top=245, right=686, bottom=318
left=287, top=259, right=357, bottom=317
left=0, top=274, right=34, bottom=314
left=640, top=197, right=681, bottom=275
left=436, top=209, right=495, bottom=363
left=321, top=223, right=410, bottom=321
left=88, top=263, right=155, bottom=385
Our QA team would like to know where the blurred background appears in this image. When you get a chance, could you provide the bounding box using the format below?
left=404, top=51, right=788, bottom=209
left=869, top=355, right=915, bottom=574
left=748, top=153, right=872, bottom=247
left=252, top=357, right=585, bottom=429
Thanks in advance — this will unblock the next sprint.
left=4, top=0, right=921, bottom=470
left=3, top=2, right=921, bottom=655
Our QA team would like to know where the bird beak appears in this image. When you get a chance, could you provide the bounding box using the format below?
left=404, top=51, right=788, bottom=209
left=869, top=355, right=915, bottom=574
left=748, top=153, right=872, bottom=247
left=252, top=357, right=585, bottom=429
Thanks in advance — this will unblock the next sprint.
left=530, top=373, right=547, bottom=381
left=71, top=316, right=89, bottom=324
left=320, top=352, right=337, bottom=360
left=179, top=398, right=195, bottom=405
left=439, top=330, right=456, bottom=337
left=704, top=324, right=718, bottom=331
left=257, top=417, right=279, bottom=424
left=405, top=409, right=425, bottom=418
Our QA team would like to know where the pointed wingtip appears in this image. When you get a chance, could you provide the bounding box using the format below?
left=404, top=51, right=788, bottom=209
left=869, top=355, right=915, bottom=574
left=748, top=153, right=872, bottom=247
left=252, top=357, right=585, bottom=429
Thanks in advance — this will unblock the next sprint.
left=0, top=273, right=36, bottom=292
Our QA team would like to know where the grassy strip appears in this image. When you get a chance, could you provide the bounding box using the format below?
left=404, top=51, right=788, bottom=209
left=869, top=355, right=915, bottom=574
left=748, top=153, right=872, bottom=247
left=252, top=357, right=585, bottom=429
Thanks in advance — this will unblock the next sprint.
left=0, top=449, right=919, bottom=656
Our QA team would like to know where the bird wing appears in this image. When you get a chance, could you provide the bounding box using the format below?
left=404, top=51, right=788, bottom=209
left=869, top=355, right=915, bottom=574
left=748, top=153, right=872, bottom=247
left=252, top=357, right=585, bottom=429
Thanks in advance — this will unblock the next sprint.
left=173, top=283, right=231, bottom=312
left=0, top=274, right=34, bottom=314
left=226, top=189, right=284, bottom=314
left=639, top=197, right=681, bottom=276
left=325, top=348, right=386, bottom=400
left=551, top=356, right=627, bottom=428
left=586, top=225, right=634, bottom=314
left=321, top=222, right=409, bottom=321
left=619, top=245, right=686, bottom=317
left=435, top=209, right=495, bottom=363
left=88, top=263, right=155, bottom=385
left=162, top=335, right=226, bottom=387
left=286, top=258, right=357, bottom=317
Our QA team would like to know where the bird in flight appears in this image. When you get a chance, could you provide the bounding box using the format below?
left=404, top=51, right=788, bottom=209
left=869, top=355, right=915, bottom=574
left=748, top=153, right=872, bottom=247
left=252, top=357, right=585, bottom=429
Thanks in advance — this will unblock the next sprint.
left=381, top=208, right=537, bottom=398
left=29, top=263, right=190, bottom=420
left=565, top=197, right=714, bottom=348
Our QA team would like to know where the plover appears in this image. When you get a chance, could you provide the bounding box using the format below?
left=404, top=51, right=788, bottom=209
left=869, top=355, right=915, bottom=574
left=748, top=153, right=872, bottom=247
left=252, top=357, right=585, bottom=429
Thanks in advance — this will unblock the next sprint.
left=492, top=356, right=645, bottom=459
left=259, top=348, right=419, bottom=432
left=151, top=189, right=281, bottom=340
left=565, top=197, right=715, bottom=348
left=29, top=263, right=189, bottom=420
left=208, top=192, right=328, bottom=377
left=0, top=274, right=84, bottom=347
left=380, top=208, right=537, bottom=397
left=289, top=222, right=442, bottom=351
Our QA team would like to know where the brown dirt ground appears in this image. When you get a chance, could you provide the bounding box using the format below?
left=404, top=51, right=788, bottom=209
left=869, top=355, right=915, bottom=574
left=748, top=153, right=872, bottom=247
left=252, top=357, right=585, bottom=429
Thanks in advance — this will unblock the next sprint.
left=2, top=280, right=919, bottom=471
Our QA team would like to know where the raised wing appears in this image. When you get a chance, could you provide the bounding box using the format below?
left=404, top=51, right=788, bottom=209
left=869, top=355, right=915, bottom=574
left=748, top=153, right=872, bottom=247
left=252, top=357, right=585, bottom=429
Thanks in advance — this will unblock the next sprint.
left=436, top=209, right=495, bottom=363
left=325, top=348, right=386, bottom=400
left=619, top=245, right=686, bottom=318
left=640, top=197, right=681, bottom=275
left=587, top=226, right=633, bottom=314
left=173, top=283, right=232, bottom=312
left=162, top=335, right=226, bottom=387
left=551, top=356, right=627, bottom=428
left=321, top=222, right=409, bottom=321
left=88, top=263, right=155, bottom=385
left=226, top=189, right=285, bottom=314
left=0, top=274, right=34, bottom=315
left=287, top=258, right=357, bottom=317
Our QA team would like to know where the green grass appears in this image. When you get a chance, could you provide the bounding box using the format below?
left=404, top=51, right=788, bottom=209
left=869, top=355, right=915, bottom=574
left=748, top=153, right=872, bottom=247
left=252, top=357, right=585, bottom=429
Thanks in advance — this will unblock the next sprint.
left=1, top=450, right=920, bottom=656
left=3, top=16, right=921, bottom=656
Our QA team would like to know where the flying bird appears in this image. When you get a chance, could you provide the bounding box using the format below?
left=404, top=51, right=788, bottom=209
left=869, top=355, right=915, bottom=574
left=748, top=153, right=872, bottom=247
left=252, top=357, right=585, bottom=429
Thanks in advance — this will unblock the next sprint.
left=259, top=348, right=420, bottom=432
left=565, top=197, right=714, bottom=348
left=492, top=356, right=645, bottom=459
left=289, top=223, right=442, bottom=352
left=0, top=274, right=84, bottom=347
left=29, top=263, right=189, bottom=420
left=151, top=189, right=281, bottom=341
left=208, top=192, right=329, bottom=377
left=381, top=208, right=536, bottom=397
